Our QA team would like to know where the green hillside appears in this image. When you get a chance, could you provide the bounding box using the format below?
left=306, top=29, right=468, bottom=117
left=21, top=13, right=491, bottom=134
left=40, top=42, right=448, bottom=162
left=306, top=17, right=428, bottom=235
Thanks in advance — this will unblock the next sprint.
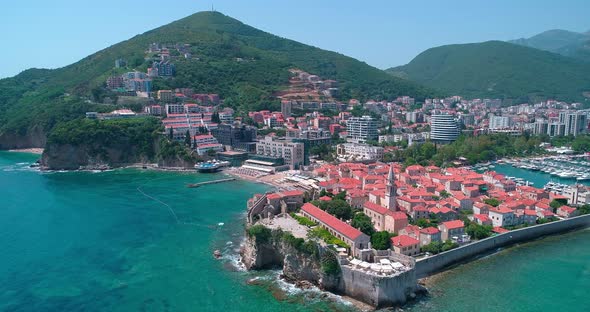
left=387, top=41, right=590, bottom=103
left=0, top=11, right=438, bottom=148
left=510, top=29, right=590, bottom=62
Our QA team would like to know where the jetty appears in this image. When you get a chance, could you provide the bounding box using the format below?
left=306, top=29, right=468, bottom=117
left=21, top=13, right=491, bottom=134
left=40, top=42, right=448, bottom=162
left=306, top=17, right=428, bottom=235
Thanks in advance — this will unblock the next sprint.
left=187, top=178, right=236, bottom=188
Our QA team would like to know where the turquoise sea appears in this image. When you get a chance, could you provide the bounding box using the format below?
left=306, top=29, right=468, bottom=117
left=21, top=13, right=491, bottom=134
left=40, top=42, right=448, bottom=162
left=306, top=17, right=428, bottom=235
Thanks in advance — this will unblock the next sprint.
left=1, top=151, right=589, bottom=312
left=0, top=152, right=355, bottom=312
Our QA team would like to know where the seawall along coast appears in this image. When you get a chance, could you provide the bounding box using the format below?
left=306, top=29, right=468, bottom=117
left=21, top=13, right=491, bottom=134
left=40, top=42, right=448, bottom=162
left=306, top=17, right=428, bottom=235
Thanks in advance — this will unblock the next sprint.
left=416, top=214, right=590, bottom=278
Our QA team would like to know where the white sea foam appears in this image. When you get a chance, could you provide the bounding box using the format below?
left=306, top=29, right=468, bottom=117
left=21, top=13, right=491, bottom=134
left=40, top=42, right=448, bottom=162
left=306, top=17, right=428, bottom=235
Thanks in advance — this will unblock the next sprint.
left=272, top=271, right=353, bottom=307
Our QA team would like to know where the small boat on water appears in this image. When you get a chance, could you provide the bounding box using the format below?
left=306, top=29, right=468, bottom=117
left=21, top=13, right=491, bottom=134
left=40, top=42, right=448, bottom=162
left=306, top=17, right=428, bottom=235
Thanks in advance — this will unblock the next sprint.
left=195, top=160, right=230, bottom=173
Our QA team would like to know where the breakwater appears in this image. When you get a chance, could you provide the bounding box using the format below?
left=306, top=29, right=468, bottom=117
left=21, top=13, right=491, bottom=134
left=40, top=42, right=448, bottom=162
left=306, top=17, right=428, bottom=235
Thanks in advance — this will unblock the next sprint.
left=187, top=177, right=235, bottom=188
left=415, top=214, right=590, bottom=278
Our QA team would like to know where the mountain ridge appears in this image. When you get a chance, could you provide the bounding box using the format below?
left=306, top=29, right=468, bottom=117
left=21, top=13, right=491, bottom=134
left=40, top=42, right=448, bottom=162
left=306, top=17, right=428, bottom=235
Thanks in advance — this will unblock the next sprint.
left=386, top=40, right=590, bottom=103
left=509, top=28, right=590, bottom=62
left=0, top=11, right=439, bottom=149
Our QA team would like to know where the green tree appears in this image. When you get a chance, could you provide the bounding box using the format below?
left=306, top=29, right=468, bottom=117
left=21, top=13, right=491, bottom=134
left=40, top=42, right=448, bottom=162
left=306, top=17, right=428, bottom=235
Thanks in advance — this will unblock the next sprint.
left=441, top=240, right=459, bottom=252
left=325, top=199, right=353, bottom=221
left=466, top=223, right=492, bottom=240
left=211, top=112, right=222, bottom=124
left=550, top=199, right=566, bottom=212
left=333, top=191, right=347, bottom=201
left=416, top=218, right=430, bottom=228
left=421, top=241, right=443, bottom=254
left=351, top=213, right=375, bottom=236
left=370, top=231, right=393, bottom=250
left=184, top=130, right=191, bottom=147
left=484, top=198, right=501, bottom=207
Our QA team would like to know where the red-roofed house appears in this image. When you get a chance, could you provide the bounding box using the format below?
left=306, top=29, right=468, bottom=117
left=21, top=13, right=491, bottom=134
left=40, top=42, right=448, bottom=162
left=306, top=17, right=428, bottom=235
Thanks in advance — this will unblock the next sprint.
left=411, top=205, right=429, bottom=220
left=492, top=227, right=510, bottom=234
left=557, top=206, right=578, bottom=218
left=399, top=225, right=420, bottom=240
left=489, top=207, right=516, bottom=227
left=537, top=210, right=556, bottom=219
left=266, top=190, right=305, bottom=211
left=419, top=227, right=441, bottom=246
left=519, top=186, right=549, bottom=201
left=535, top=201, right=551, bottom=212
left=391, top=235, right=420, bottom=256
left=319, top=196, right=332, bottom=201
left=429, top=207, right=457, bottom=222
left=472, top=214, right=492, bottom=226
left=438, top=220, right=465, bottom=241
left=520, top=209, right=538, bottom=225
left=385, top=211, right=409, bottom=234
left=346, top=189, right=367, bottom=209
left=405, top=165, right=425, bottom=176
left=473, top=202, right=491, bottom=215
left=300, top=203, right=369, bottom=256
left=363, top=201, right=389, bottom=231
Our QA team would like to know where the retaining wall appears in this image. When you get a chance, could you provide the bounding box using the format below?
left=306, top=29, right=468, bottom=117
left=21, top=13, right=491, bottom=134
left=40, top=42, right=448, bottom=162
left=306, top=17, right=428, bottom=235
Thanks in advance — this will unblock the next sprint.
left=338, top=266, right=417, bottom=308
left=415, top=214, right=590, bottom=278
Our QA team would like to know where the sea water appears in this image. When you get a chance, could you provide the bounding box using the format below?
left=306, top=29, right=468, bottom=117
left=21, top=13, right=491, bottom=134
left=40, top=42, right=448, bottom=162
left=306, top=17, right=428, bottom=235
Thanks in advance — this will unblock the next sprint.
left=1, top=151, right=588, bottom=311
left=0, top=152, right=354, bottom=311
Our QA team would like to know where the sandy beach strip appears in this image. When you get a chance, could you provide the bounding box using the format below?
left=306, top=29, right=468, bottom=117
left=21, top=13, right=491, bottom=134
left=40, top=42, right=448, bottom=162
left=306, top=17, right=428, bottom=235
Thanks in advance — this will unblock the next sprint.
left=8, top=148, right=44, bottom=155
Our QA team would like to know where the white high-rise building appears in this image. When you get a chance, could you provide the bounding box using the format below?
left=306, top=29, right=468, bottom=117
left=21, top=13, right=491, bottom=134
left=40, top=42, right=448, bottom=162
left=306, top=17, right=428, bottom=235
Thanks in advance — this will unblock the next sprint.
left=562, top=111, right=587, bottom=136
left=255, top=136, right=305, bottom=170
left=430, top=114, right=459, bottom=144
left=489, top=115, right=512, bottom=129
left=346, top=116, right=378, bottom=143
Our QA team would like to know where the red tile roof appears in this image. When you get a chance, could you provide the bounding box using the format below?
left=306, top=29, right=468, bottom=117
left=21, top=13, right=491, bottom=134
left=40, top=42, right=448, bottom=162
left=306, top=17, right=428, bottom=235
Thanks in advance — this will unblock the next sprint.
left=440, top=220, right=464, bottom=230
left=490, top=207, right=513, bottom=214
left=363, top=201, right=389, bottom=215
left=420, top=227, right=440, bottom=235
left=524, top=209, right=537, bottom=216
left=391, top=234, right=420, bottom=247
left=559, top=206, right=577, bottom=214
left=390, top=211, right=408, bottom=220
left=492, top=227, right=510, bottom=234
left=301, top=203, right=363, bottom=240
left=473, top=214, right=491, bottom=223
left=282, top=190, right=304, bottom=197
left=266, top=193, right=282, bottom=200
left=319, top=196, right=332, bottom=201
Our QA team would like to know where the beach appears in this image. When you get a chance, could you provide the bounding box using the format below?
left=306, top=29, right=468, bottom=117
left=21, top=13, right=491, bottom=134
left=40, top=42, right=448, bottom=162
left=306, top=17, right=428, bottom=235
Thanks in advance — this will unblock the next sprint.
left=8, top=148, right=44, bottom=154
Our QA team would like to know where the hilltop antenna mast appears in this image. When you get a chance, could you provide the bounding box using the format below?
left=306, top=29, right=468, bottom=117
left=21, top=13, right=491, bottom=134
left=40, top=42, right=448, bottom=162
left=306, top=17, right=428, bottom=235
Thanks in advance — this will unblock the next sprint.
left=211, top=3, right=215, bottom=12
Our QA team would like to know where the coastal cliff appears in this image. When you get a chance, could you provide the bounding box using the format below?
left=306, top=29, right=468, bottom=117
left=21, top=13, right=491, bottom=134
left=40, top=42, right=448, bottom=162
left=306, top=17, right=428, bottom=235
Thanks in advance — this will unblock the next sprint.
left=0, top=126, right=46, bottom=150
left=41, top=143, right=151, bottom=170
left=241, top=225, right=419, bottom=308
left=38, top=117, right=198, bottom=170
left=241, top=226, right=341, bottom=289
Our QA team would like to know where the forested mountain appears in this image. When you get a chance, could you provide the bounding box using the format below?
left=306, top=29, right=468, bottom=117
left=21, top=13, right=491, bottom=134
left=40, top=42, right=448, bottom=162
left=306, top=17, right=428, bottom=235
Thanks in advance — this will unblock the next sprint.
left=0, top=11, right=438, bottom=149
left=386, top=41, right=590, bottom=103
left=509, top=29, right=590, bottom=62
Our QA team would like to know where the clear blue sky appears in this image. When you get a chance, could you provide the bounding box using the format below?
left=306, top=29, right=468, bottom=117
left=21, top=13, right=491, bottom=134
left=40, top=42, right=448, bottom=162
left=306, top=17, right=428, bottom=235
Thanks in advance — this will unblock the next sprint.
left=1, top=0, right=588, bottom=78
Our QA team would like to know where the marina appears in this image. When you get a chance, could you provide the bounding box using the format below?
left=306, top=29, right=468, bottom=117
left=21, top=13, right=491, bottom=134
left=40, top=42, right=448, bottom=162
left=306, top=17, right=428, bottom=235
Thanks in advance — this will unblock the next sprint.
left=504, top=155, right=590, bottom=182
left=479, top=156, right=590, bottom=195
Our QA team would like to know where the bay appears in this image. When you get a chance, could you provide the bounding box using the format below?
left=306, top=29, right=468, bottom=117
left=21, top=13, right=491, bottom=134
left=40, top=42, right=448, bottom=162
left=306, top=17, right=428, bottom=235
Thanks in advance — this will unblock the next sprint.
left=0, top=152, right=353, bottom=312
left=3, top=151, right=589, bottom=312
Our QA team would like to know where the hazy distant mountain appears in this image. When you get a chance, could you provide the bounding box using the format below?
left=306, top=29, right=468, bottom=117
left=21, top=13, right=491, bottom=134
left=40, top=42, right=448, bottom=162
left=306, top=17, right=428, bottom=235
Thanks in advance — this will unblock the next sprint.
left=387, top=41, right=590, bottom=103
left=509, top=29, right=590, bottom=62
